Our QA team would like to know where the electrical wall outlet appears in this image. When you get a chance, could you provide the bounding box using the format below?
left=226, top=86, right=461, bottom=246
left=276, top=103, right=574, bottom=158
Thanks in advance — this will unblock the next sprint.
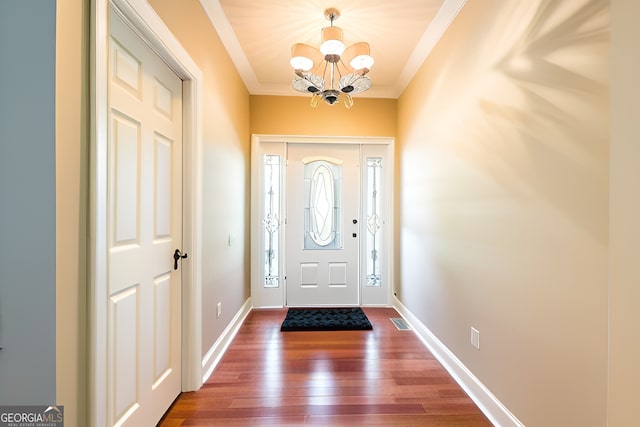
left=217, top=302, right=222, bottom=319
left=471, top=327, right=480, bottom=350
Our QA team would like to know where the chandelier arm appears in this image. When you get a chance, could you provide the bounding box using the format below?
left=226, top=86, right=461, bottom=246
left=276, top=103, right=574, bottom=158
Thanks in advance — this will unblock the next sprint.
left=312, top=61, right=323, bottom=76
left=340, top=69, right=357, bottom=84
left=337, top=59, right=349, bottom=78
left=330, top=63, right=336, bottom=90
left=322, top=61, right=330, bottom=88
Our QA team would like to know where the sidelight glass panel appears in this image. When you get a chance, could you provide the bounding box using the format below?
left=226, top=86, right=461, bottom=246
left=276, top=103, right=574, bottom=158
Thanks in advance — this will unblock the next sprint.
left=263, top=155, right=280, bottom=287
left=366, top=158, right=382, bottom=286
left=304, top=160, right=342, bottom=250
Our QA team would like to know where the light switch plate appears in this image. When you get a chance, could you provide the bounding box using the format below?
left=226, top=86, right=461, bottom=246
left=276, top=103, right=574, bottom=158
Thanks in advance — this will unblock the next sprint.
left=471, top=327, right=480, bottom=350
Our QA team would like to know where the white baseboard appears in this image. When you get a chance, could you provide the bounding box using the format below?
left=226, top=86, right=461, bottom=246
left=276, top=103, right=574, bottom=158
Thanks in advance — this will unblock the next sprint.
left=392, top=296, right=525, bottom=427
left=201, top=297, right=253, bottom=384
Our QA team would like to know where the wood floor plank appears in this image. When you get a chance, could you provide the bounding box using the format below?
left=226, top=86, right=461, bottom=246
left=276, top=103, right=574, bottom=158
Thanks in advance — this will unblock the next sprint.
left=158, top=307, right=492, bottom=426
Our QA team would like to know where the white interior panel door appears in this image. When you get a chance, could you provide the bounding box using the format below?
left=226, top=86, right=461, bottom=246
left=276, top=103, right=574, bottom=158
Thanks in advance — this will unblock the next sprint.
left=286, top=144, right=360, bottom=306
left=108, top=10, right=183, bottom=426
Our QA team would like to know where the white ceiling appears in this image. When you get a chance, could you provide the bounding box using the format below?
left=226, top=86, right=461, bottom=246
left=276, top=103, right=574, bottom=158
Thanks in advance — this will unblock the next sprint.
left=199, top=0, right=468, bottom=99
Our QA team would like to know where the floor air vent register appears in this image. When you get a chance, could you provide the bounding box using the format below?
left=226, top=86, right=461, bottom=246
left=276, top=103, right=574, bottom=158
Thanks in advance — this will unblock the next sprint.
left=390, top=317, right=411, bottom=330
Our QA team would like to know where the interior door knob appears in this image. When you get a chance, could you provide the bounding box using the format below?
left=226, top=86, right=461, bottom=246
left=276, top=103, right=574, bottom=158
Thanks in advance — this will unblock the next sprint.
left=173, top=249, right=188, bottom=270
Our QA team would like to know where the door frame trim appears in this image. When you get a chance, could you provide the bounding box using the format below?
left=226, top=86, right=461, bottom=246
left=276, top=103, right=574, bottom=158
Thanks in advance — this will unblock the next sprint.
left=90, top=0, right=203, bottom=425
left=250, top=134, right=395, bottom=308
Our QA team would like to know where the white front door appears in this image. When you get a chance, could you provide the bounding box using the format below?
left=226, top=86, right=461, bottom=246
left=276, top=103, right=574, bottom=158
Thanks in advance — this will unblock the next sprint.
left=108, top=10, right=183, bottom=426
left=286, top=144, right=360, bottom=306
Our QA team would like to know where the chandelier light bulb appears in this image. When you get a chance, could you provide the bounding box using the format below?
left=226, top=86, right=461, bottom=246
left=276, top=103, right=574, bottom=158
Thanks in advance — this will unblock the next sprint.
left=290, top=43, right=316, bottom=71
left=320, top=39, right=345, bottom=57
left=320, top=26, right=345, bottom=56
left=346, top=42, right=374, bottom=70
left=350, top=54, right=374, bottom=70
left=290, top=56, right=313, bottom=71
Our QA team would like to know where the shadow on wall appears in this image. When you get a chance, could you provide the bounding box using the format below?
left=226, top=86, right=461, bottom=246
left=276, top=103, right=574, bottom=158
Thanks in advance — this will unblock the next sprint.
left=477, top=0, right=609, bottom=244
left=398, top=2, right=609, bottom=423
left=396, top=0, right=610, bottom=426
left=401, top=0, right=609, bottom=248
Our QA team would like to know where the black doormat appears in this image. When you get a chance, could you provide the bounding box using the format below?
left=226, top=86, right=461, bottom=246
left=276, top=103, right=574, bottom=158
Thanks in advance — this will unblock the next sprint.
left=280, top=307, right=373, bottom=331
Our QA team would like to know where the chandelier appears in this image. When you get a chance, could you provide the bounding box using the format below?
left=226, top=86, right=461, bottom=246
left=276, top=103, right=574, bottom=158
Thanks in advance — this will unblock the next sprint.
left=290, top=8, right=374, bottom=108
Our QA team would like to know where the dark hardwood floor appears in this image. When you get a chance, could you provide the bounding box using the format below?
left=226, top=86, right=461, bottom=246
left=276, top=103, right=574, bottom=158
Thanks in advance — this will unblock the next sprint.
left=158, top=307, right=492, bottom=426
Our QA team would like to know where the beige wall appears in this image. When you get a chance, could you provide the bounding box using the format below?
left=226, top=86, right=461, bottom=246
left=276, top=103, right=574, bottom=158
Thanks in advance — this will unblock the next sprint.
left=250, top=95, right=396, bottom=137
left=397, top=1, right=609, bottom=425
left=608, top=0, right=640, bottom=424
left=148, top=0, right=252, bottom=359
left=56, top=0, right=88, bottom=425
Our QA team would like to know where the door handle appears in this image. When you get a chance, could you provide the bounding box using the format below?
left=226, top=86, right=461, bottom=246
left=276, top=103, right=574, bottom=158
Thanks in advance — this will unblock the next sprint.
left=173, top=249, right=188, bottom=270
